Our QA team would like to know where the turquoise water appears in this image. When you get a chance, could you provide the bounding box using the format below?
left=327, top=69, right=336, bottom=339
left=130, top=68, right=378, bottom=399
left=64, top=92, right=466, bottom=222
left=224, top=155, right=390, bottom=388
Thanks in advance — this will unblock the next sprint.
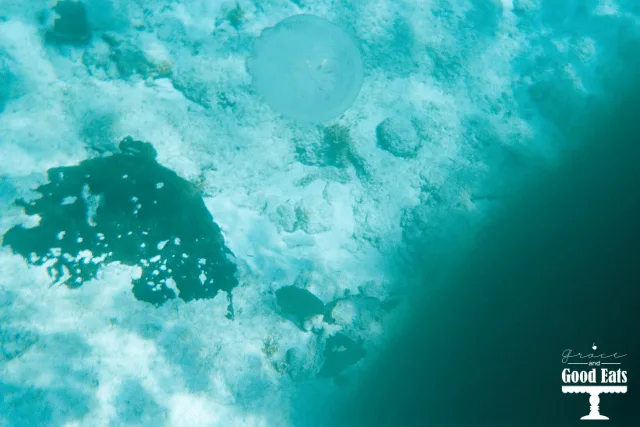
left=1, top=1, right=639, bottom=426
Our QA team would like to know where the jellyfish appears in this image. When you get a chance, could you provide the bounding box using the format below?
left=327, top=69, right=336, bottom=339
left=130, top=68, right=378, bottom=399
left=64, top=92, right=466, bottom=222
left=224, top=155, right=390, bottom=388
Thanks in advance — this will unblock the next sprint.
left=247, top=14, right=364, bottom=123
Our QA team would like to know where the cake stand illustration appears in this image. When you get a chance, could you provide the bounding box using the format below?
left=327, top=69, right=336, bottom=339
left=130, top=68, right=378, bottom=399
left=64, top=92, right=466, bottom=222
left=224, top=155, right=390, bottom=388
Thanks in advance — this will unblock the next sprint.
left=562, top=386, right=628, bottom=420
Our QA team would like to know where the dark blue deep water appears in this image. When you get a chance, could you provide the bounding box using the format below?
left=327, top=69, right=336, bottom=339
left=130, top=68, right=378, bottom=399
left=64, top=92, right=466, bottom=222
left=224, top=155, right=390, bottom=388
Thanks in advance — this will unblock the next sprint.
left=330, top=69, right=640, bottom=427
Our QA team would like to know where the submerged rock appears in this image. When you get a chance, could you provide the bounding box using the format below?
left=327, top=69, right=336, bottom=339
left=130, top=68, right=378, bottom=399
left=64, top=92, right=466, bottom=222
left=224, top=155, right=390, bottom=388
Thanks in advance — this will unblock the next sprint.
left=2, top=137, right=238, bottom=308
left=317, top=333, right=366, bottom=378
left=275, top=285, right=325, bottom=330
left=295, top=124, right=368, bottom=178
left=45, top=1, right=91, bottom=45
left=376, top=116, right=422, bottom=158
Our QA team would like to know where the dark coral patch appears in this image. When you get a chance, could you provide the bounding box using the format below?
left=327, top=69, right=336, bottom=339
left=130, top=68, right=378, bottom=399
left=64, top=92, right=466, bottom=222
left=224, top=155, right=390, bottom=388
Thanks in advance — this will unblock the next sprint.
left=45, top=1, right=92, bottom=45
left=275, top=285, right=325, bottom=330
left=318, top=333, right=366, bottom=378
left=3, top=137, right=237, bottom=308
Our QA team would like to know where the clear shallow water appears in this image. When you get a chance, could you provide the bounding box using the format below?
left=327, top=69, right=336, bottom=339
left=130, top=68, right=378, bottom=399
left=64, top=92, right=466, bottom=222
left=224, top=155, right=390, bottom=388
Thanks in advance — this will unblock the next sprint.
left=1, top=1, right=639, bottom=426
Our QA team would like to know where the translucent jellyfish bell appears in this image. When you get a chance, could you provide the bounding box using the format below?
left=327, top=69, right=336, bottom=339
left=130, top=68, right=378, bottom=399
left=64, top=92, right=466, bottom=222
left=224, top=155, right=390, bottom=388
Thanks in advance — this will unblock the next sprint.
left=247, top=14, right=364, bottom=123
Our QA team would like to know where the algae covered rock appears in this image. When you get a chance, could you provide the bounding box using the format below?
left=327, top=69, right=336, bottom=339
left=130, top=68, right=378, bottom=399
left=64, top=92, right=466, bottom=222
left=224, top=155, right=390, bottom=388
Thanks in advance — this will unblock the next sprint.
left=375, top=116, right=422, bottom=158
left=45, top=1, right=91, bottom=45
left=317, top=332, right=366, bottom=378
left=2, top=137, right=237, bottom=307
left=275, top=285, right=325, bottom=330
left=294, top=124, right=368, bottom=179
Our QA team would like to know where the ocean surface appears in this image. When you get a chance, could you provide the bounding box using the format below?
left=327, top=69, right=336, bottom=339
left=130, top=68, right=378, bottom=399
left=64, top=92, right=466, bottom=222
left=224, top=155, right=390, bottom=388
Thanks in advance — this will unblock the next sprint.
left=1, top=1, right=638, bottom=426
